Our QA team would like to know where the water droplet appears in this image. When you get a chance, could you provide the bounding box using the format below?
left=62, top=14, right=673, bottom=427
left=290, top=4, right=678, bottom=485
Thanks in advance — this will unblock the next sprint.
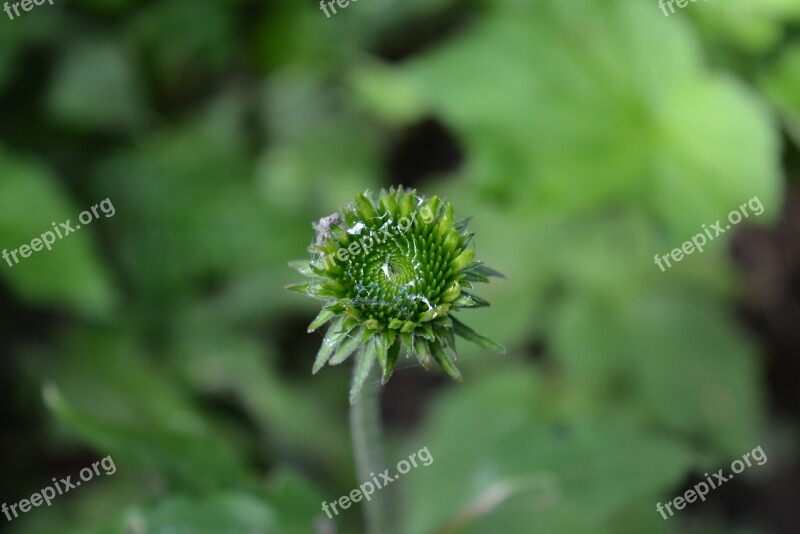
left=347, top=222, right=367, bottom=235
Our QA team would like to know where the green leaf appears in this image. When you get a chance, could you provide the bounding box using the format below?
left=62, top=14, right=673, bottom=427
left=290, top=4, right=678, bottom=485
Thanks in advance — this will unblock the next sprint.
left=400, top=0, right=780, bottom=239
left=77, top=493, right=280, bottom=534
left=47, top=40, right=149, bottom=132
left=265, top=468, right=334, bottom=534
left=44, top=382, right=249, bottom=492
left=551, top=290, right=763, bottom=458
left=0, top=150, right=115, bottom=316
left=403, top=369, right=697, bottom=534
left=761, top=42, right=800, bottom=148
left=169, top=326, right=348, bottom=472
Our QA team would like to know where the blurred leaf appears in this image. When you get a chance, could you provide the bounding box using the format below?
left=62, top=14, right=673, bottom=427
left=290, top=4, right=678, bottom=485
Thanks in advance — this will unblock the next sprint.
left=0, top=9, right=58, bottom=93
left=73, top=0, right=135, bottom=12
left=126, top=0, right=236, bottom=81
left=168, top=322, right=350, bottom=473
left=0, top=149, right=115, bottom=315
left=552, top=289, right=764, bottom=459
left=347, top=59, right=428, bottom=125
left=397, top=0, right=781, bottom=239
left=92, top=93, right=269, bottom=304
left=761, top=42, right=800, bottom=148
left=266, top=467, right=336, bottom=534
left=47, top=40, right=150, bottom=132
left=37, top=328, right=252, bottom=492
left=404, top=368, right=697, bottom=534
left=688, top=0, right=800, bottom=53
left=10, top=476, right=148, bottom=534
left=73, top=493, right=280, bottom=534
left=256, top=70, right=381, bottom=217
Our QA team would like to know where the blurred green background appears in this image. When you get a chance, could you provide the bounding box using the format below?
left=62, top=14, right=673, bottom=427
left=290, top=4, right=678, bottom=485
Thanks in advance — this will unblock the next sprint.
left=2, top=0, right=800, bottom=532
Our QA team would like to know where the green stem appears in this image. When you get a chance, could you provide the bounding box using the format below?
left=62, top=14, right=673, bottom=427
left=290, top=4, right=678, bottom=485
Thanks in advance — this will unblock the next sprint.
left=350, top=360, right=393, bottom=534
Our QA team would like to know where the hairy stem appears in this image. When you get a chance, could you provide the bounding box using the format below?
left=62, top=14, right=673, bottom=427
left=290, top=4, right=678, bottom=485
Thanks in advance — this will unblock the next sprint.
left=350, top=358, right=393, bottom=534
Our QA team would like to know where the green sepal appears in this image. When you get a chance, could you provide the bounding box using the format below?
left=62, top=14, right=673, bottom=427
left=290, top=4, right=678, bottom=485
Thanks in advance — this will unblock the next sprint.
left=285, top=282, right=311, bottom=294
left=355, top=193, right=378, bottom=222
left=341, top=317, right=360, bottom=331
left=424, top=196, right=441, bottom=221
left=350, top=344, right=378, bottom=405
left=286, top=282, right=327, bottom=300
left=400, top=320, right=416, bottom=333
left=431, top=338, right=463, bottom=382
left=461, top=271, right=490, bottom=283
left=418, top=304, right=450, bottom=323
left=312, top=316, right=349, bottom=374
left=375, top=331, right=397, bottom=382
left=399, top=193, right=416, bottom=220
left=379, top=189, right=398, bottom=217
left=442, top=323, right=456, bottom=352
left=452, top=293, right=490, bottom=309
left=442, top=228, right=460, bottom=251
left=308, top=308, right=336, bottom=333
left=320, top=279, right=345, bottom=295
left=311, top=263, right=338, bottom=278
left=433, top=315, right=453, bottom=329
left=387, top=318, right=404, bottom=330
left=331, top=224, right=350, bottom=244
left=451, top=316, right=506, bottom=354
left=288, top=260, right=314, bottom=277
left=382, top=340, right=401, bottom=384
left=440, top=281, right=462, bottom=303
left=467, top=262, right=506, bottom=279
left=419, top=324, right=435, bottom=341
left=399, top=332, right=414, bottom=352
left=330, top=327, right=374, bottom=366
left=435, top=203, right=454, bottom=240
left=413, top=337, right=432, bottom=370
left=453, top=216, right=473, bottom=231
left=451, top=248, right=475, bottom=273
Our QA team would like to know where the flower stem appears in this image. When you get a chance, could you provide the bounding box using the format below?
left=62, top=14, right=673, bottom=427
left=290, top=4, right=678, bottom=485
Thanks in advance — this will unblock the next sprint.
left=350, top=358, right=393, bottom=534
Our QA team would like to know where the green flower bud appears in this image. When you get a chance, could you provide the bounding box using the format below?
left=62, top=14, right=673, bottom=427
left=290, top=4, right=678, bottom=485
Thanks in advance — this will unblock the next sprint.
left=288, top=187, right=505, bottom=403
